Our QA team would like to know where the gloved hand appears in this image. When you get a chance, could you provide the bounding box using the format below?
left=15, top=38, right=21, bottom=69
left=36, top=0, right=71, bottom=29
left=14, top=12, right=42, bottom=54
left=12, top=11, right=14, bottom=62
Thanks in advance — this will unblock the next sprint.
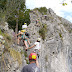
left=25, top=48, right=28, bottom=51
left=25, top=49, right=27, bottom=51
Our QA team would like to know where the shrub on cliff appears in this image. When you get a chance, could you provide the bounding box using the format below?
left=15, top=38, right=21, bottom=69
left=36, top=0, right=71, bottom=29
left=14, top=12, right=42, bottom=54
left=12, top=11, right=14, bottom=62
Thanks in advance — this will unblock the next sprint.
left=39, top=24, right=47, bottom=40
left=34, top=7, right=47, bottom=15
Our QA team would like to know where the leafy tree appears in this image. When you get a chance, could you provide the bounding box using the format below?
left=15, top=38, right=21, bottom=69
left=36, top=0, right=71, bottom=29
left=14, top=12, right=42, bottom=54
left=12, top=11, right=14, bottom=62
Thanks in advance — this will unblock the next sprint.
left=0, top=0, right=7, bottom=21
left=0, top=0, right=7, bottom=9
left=61, top=0, right=72, bottom=6
left=7, top=8, right=30, bottom=32
left=6, top=0, right=26, bottom=34
left=62, top=3, right=67, bottom=6
left=0, top=0, right=30, bottom=34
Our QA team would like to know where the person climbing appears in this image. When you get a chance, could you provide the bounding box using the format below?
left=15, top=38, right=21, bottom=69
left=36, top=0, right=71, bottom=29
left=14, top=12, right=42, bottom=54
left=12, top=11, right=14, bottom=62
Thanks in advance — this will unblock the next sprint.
left=22, top=23, right=27, bottom=30
left=26, top=38, right=41, bottom=59
left=21, top=53, right=40, bottom=72
left=23, top=32, right=30, bottom=49
left=16, top=30, right=30, bottom=48
left=16, top=30, right=22, bottom=45
left=36, top=19, right=38, bottom=24
left=35, top=19, right=40, bottom=27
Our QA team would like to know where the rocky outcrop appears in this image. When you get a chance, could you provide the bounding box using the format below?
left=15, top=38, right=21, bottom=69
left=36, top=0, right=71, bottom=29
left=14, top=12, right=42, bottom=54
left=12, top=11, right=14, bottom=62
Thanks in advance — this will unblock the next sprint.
left=28, top=8, right=72, bottom=72
left=0, top=8, right=72, bottom=72
left=0, top=22, right=27, bottom=72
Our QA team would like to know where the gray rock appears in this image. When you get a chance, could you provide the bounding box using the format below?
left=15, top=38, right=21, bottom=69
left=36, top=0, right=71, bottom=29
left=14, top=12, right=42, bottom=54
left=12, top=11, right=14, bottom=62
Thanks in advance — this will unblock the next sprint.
left=14, top=61, right=19, bottom=68
left=0, top=35, right=3, bottom=39
left=28, top=8, right=72, bottom=72
left=16, top=69, right=20, bottom=72
left=1, top=8, right=72, bottom=72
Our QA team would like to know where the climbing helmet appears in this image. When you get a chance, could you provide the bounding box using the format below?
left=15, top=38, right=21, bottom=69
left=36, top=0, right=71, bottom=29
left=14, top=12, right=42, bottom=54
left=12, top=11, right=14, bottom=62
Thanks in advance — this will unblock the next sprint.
left=29, top=53, right=37, bottom=61
left=37, top=38, right=41, bottom=41
left=24, top=23, right=27, bottom=25
left=21, top=30, right=26, bottom=33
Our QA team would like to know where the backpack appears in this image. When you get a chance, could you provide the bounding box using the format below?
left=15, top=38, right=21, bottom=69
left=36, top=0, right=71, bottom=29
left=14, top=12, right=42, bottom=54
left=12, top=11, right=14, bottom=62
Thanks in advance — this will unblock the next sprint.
left=22, top=32, right=30, bottom=40
left=25, top=32, right=30, bottom=38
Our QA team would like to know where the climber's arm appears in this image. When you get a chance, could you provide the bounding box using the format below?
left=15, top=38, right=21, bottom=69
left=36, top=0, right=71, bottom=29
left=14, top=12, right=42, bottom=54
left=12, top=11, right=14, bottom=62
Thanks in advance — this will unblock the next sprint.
left=28, top=44, right=36, bottom=49
left=16, top=32, right=23, bottom=36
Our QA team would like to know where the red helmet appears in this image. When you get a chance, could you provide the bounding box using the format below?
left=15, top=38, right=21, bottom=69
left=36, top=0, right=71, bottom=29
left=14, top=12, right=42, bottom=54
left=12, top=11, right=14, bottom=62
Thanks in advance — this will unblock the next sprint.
left=29, top=53, right=37, bottom=60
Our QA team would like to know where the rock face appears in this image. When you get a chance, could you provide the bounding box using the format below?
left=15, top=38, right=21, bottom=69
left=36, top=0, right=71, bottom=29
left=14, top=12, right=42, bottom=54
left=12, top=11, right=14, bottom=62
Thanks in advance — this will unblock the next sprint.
left=0, top=8, right=72, bottom=72
left=0, top=22, right=27, bottom=72
left=27, top=8, right=72, bottom=72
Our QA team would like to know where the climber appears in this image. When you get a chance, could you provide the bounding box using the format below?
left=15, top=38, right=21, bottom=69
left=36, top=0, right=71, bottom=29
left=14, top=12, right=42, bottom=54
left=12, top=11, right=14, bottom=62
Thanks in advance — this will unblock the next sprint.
left=21, top=53, right=40, bottom=72
left=16, top=30, right=22, bottom=45
left=44, top=15, right=47, bottom=20
left=23, top=32, right=30, bottom=49
left=16, top=30, right=30, bottom=48
left=22, top=23, right=27, bottom=30
left=25, top=38, right=41, bottom=59
left=37, top=18, right=39, bottom=24
left=36, top=19, right=38, bottom=24
left=35, top=19, right=40, bottom=27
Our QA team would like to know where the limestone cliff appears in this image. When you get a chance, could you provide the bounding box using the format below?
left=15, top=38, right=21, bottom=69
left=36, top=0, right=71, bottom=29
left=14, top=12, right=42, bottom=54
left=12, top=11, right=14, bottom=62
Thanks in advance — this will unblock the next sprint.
left=0, top=8, right=72, bottom=72
left=27, top=8, right=72, bottom=72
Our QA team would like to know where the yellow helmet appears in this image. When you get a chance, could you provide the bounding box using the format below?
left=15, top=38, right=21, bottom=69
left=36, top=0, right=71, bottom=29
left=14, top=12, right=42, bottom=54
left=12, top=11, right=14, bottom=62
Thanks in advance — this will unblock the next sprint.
left=37, top=38, right=41, bottom=41
left=24, top=23, right=27, bottom=25
left=21, top=30, right=26, bottom=33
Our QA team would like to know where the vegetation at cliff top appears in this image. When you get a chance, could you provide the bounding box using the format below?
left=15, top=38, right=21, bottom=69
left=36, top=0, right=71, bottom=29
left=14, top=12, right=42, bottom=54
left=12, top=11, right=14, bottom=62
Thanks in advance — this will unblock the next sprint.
left=34, top=7, right=47, bottom=15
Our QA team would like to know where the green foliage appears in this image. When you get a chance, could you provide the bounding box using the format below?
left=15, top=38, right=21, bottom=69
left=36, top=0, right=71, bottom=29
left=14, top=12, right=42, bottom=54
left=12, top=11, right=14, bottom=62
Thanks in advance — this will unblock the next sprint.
left=34, top=7, right=47, bottom=15
left=0, top=0, right=7, bottom=10
left=8, top=20, right=16, bottom=31
left=62, top=3, right=67, bottom=6
left=33, top=8, right=39, bottom=11
left=24, top=51, right=28, bottom=58
left=23, top=9, right=31, bottom=25
left=0, top=29, right=6, bottom=37
left=59, top=33, right=62, bottom=38
left=0, top=0, right=31, bottom=32
left=25, top=58, right=29, bottom=64
left=0, top=0, right=7, bottom=21
left=39, top=24, right=47, bottom=40
left=39, top=28, right=45, bottom=40
left=0, top=30, right=1, bottom=34
left=39, top=21, right=42, bottom=25
left=24, top=51, right=29, bottom=64
left=59, top=32, right=63, bottom=40
left=7, top=9, right=30, bottom=31
left=43, top=24, right=48, bottom=30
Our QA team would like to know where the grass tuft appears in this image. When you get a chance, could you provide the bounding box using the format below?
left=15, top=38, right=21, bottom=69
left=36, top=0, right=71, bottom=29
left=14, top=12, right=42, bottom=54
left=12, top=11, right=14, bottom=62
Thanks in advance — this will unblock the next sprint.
left=9, top=48, right=22, bottom=65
